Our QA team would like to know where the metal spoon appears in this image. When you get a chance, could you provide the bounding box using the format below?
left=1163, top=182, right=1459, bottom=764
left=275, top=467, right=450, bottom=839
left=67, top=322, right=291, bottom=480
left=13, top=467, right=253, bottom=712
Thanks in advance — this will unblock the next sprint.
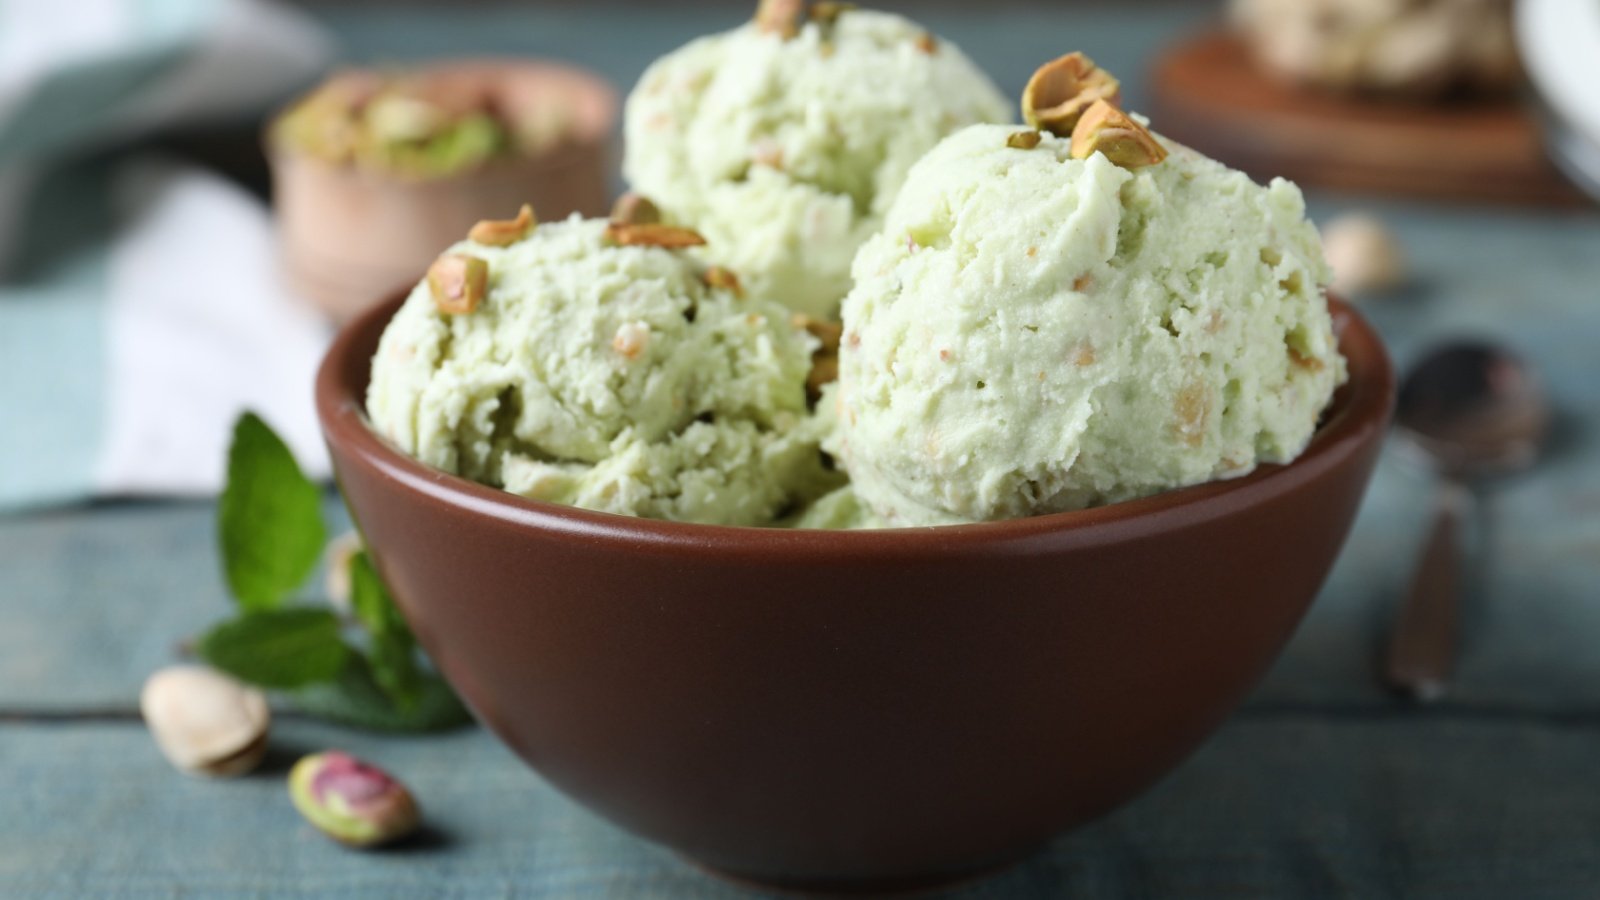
left=1385, top=342, right=1550, bottom=701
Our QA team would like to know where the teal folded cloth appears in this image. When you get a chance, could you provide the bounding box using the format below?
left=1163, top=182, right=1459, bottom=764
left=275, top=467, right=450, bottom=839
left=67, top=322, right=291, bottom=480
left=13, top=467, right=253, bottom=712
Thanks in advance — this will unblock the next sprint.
left=0, top=0, right=335, bottom=511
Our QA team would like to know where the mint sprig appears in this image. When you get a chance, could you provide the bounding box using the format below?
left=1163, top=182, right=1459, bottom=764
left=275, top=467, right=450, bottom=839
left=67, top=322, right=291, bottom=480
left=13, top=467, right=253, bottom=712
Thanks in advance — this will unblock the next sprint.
left=196, top=412, right=471, bottom=732
left=218, top=413, right=326, bottom=611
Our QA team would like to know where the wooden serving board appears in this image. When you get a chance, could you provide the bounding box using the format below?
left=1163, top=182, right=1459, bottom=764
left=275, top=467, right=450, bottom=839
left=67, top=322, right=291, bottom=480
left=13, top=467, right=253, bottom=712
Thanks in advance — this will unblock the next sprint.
left=1149, top=32, right=1590, bottom=207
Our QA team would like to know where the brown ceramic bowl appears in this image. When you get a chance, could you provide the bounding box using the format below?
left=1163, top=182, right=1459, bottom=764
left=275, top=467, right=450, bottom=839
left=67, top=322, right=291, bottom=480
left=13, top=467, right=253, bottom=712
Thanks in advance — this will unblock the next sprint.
left=317, top=296, right=1392, bottom=892
left=271, top=60, right=616, bottom=323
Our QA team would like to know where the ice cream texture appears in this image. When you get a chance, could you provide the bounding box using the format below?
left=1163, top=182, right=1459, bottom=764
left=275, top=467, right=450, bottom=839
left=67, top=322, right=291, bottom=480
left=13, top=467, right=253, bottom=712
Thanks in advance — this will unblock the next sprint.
left=623, top=5, right=1010, bottom=320
left=366, top=214, right=837, bottom=526
left=829, top=123, right=1347, bottom=526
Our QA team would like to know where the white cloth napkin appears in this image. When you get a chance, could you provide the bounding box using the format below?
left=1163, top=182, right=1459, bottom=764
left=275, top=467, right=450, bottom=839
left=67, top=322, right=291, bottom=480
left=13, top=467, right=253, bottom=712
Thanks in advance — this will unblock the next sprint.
left=0, top=0, right=337, bottom=509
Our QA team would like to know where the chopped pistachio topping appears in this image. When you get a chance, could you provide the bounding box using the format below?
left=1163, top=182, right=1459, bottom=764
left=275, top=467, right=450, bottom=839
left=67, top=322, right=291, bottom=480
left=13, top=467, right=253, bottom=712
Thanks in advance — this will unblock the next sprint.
left=609, top=192, right=661, bottom=226
left=468, top=203, right=536, bottom=246
left=915, top=32, right=938, bottom=54
left=754, top=0, right=806, bottom=38
left=603, top=223, right=708, bottom=249
left=1068, top=99, right=1167, bottom=168
left=1006, top=130, right=1043, bottom=150
left=702, top=266, right=745, bottom=296
left=1022, top=52, right=1121, bottom=136
left=427, top=253, right=489, bottom=315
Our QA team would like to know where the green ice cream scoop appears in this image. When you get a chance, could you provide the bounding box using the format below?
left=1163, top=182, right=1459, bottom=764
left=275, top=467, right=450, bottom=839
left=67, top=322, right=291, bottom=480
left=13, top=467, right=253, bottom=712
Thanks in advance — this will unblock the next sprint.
left=623, top=6, right=1010, bottom=320
left=367, top=215, right=836, bottom=526
left=830, top=124, right=1348, bottom=526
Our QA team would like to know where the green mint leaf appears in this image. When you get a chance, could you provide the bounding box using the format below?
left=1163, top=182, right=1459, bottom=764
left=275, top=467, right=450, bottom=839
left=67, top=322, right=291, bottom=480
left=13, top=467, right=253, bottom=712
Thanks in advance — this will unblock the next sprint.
left=218, top=412, right=327, bottom=612
left=292, top=660, right=472, bottom=732
left=349, top=551, right=423, bottom=710
left=196, top=608, right=352, bottom=689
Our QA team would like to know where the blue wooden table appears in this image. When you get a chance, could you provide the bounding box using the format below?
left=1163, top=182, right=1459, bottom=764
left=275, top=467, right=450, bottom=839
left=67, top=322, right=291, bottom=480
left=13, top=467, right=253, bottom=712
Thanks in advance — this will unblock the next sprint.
left=4, top=4, right=1600, bottom=897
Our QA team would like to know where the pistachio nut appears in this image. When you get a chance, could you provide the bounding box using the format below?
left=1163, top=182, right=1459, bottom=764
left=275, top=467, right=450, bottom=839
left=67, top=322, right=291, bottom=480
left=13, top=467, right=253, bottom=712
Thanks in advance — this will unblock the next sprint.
left=603, top=223, right=707, bottom=249
left=141, top=665, right=270, bottom=778
left=701, top=266, right=744, bottom=297
left=915, top=32, right=938, bottom=54
left=1022, top=52, right=1121, bottom=136
left=754, top=0, right=805, bottom=38
left=323, top=531, right=363, bottom=614
left=810, top=1, right=857, bottom=26
left=793, top=314, right=844, bottom=404
left=467, top=203, right=536, bottom=246
left=289, top=751, right=421, bottom=848
left=427, top=253, right=489, bottom=315
left=1068, top=99, right=1167, bottom=168
left=1006, top=130, right=1043, bottom=150
left=1320, top=213, right=1405, bottom=296
left=609, top=191, right=661, bottom=226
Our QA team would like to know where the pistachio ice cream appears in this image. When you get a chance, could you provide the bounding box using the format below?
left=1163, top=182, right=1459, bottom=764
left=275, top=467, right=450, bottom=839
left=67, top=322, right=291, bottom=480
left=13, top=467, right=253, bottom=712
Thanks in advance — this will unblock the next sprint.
left=829, top=102, right=1346, bottom=525
left=623, top=3, right=1010, bottom=320
left=366, top=211, right=835, bottom=526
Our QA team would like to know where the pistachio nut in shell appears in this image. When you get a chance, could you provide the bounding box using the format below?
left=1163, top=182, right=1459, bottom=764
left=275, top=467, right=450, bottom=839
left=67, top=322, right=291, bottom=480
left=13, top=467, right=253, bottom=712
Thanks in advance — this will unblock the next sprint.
left=1022, top=52, right=1121, bottom=136
left=289, top=751, right=420, bottom=848
left=1069, top=99, right=1167, bottom=169
left=141, top=665, right=270, bottom=778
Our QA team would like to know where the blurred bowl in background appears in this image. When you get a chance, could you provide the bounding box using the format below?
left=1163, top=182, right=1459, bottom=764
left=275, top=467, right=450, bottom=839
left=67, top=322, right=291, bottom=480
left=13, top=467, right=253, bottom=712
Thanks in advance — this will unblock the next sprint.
left=269, top=59, right=616, bottom=322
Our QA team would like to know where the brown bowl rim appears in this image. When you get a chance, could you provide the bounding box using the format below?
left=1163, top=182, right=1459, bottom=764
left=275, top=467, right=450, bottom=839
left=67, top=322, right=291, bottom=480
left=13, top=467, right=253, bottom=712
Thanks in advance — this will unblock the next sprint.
left=316, top=295, right=1394, bottom=561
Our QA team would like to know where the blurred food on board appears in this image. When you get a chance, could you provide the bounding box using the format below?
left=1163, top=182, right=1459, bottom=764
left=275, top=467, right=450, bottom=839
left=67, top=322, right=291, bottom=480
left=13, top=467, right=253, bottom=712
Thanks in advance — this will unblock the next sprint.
left=269, top=60, right=617, bottom=322
left=1231, top=0, right=1519, bottom=98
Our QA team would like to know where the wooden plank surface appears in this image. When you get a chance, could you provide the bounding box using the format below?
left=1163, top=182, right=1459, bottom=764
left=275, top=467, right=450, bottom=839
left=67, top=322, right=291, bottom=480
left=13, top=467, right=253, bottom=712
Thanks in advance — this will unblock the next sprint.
left=7, top=716, right=1600, bottom=897
left=4, top=4, right=1600, bottom=898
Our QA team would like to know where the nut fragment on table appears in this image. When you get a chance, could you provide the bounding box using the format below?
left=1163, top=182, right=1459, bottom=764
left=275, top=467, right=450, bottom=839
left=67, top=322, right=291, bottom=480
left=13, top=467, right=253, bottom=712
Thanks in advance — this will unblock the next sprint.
left=1022, top=52, right=1122, bottom=136
left=1321, top=213, right=1406, bottom=296
left=427, top=253, right=489, bottom=315
left=289, top=751, right=421, bottom=848
left=468, top=204, right=536, bottom=246
left=141, top=666, right=270, bottom=778
left=1069, top=100, right=1167, bottom=168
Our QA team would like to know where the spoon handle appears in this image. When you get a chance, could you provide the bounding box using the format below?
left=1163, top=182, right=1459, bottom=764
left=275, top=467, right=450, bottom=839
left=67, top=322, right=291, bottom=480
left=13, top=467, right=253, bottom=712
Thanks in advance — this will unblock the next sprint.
left=1385, top=481, right=1469, bottom=701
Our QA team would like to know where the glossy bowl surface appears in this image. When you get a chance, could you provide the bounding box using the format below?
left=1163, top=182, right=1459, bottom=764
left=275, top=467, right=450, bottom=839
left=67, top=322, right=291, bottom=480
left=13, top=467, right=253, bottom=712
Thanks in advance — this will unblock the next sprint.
left=317, top=296, right=1393, bottom=892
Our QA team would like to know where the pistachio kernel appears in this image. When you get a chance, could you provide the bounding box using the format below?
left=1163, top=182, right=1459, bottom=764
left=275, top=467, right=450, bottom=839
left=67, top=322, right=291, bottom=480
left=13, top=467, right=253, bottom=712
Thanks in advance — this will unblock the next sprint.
left=609, top=192, right=661, bottom=226
left=467, top=203, right=536, bottom=246
left=810, top=1, right=857, bottom=26
left=754, top=0, right=805, bottom=38
left=1006, top=130, right=1043, bottom=150
left=289, top=751, right=420, bottom=848
left=1022, top=52, right=1121, bottom=136
left=427, top=253, right=489, bottom=315
left=791, top=314, right=843, bottom=405
left=792, top=313, right=844, bottom=355
left=702, top=266, right=744, bottom=297
left=603, top=223, right=708, bottom=249
left=1068, top=99, right=1167, bottom=168
left=915, top=32, right=938, bottom=54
